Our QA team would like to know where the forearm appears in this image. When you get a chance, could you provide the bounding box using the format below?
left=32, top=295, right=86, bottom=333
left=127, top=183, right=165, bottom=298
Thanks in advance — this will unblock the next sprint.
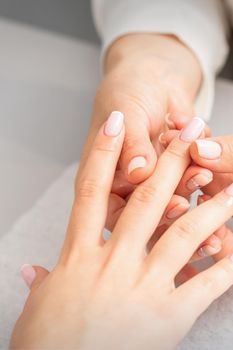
left=105, top=34, right=202, bottom=102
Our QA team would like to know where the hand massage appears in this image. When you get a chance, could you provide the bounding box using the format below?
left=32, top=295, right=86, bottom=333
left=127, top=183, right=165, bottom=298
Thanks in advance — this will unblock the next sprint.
left=5, top=0, right=233, bottom=349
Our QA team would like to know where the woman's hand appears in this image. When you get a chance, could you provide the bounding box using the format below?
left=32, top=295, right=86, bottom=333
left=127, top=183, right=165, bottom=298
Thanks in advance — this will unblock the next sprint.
left=80, top=34, right=202, bottom=185
left=77, top=33, right=202, bottom=232
left=11, top=115, right=233, bottom=350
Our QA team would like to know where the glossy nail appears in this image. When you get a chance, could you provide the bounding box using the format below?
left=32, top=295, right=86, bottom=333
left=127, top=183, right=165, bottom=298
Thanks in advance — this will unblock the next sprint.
left=104, top=111, right=124, bottom=137
left=180, top=117, right=205, bottom=143
left=128, top=156, right=147, bottom=175
left=166, top=204, right=189, bottom=220
left=195, top=140, right=222, bottom=159
left=20, top=264, right=36, bottom=288
left=186, top=172, right=213, bottom=191
left=198, top=245, right=221, bottom=257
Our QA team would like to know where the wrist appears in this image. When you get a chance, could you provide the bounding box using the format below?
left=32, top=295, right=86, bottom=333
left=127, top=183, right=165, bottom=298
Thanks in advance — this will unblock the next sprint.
left=105, top=34, right=202, bottom=101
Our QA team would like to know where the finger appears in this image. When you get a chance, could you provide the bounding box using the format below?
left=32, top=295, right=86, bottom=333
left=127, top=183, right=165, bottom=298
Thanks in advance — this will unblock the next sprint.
left=192, top=234, right=222, bottom=261
left=106, top=193, right=126, bottom=231
left=62, top=111, right=125, bottom=254
left=176, top=165, right=213, bottom=198
left=191, top=194, right=222, bottom=260
left=190, top=135, right=233, bottom=173
left=159, top=130, right=179, bottom=148
left=107, top=117, right=205, bottom=260
left=120, top=119, right=157, bottom=184
left=175, top=256, right=233, bottom=322
left=111, top=170, right=135, bottom=197
left=159, top=195, right=190, bottom=226
left=20, top=264, right=49, bottom=290
left=147, top=183, right=233, bottom=280
left=214, top=225, right=233, bottom=261
left=175, top=264, right=199, bottom=286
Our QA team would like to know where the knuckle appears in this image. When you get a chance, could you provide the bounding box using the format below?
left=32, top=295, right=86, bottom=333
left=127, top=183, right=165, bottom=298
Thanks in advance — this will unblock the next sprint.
left=217, top=261, right=233, bottom=281
left=94, top=144, right=116, bottom=154
left=200, top=273, right=215, bottom=289
left=133, top=183, right=158, bottom=204
left=76, top=179, right=101, bottom=199
left=165, top=143, right=186, bottom=160
left=173, top=218, right=199, bottom=242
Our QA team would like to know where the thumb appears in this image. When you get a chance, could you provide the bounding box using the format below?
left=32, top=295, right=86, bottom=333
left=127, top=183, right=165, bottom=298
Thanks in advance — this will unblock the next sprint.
left=20, top=264, right=49, bottom=290
left=120, top=120, right=157, bottom=184
left=190, top=135, right=233, bottom=173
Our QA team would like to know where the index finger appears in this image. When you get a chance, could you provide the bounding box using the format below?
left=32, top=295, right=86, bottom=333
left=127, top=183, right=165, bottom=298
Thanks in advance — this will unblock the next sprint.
left=60, top=111, right=125, bottom=258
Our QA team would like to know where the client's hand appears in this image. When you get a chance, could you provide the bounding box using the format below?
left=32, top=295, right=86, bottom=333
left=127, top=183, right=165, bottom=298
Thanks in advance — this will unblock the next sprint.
left=11, top=115, right=233, bottom=350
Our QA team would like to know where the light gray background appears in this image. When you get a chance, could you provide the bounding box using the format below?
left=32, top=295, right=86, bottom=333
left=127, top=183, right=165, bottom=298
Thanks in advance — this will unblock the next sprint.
left=0, top=0, right=99, bottom=43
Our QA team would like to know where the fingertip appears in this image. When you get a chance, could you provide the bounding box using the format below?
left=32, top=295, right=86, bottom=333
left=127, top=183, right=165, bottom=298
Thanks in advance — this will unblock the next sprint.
left=20, top=264, right=36, bottom=288
left=127, top=154, right=157, bottom=184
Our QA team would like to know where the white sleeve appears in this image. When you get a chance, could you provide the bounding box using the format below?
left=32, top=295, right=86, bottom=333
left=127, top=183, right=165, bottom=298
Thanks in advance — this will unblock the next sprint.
left=91, top=0, right=229, bottom=120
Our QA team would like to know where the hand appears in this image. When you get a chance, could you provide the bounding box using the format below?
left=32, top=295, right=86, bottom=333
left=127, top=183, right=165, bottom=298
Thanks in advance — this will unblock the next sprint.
left=189, top=136, right=233, bottom=260
left=11, top=115, right=233, bottom=350
left=77, top=33, right=202, bottom=232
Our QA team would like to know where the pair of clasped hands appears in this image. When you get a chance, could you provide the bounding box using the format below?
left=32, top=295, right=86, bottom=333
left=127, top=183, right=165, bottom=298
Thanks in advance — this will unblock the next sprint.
left=11, top=35, right=233, bottom=350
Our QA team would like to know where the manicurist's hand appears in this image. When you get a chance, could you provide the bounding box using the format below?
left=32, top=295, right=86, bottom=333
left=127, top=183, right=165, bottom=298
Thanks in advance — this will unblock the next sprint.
left=80, top=34, right=202, bottom=185
left=77, top=33, right=203, bottom=231
left=11, top=116, right=233, bottom=350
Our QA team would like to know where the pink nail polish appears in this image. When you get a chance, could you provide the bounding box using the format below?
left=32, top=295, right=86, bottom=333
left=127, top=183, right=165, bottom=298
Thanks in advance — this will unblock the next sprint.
left=186, top=172, right=213, bottom=191
left=180, top=117, right=205, bottom=143
left=20, top=264, right=36, bottom=288
left=195, top=140, right=222, bottom=159
left=128, top=156, right=147, bottom=175
left=104, top=111, right=124, bottom=137
left=198, top=245, right=221, bottom=257
left=225, top=183, right=233, bottom=197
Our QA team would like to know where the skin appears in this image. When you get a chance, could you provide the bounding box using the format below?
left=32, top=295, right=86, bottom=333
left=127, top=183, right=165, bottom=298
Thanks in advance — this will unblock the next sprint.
left=76, top=33, right=204, bottom=232
left=190, top=135, right=233, bottom=260
left=161, top=131, right=233, bottom=262
left=10, top=117, right=233, bottom=350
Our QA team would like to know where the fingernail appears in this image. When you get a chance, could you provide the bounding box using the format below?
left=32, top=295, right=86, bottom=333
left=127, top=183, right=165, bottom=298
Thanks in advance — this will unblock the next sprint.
left=186, top=171, right=213, bottom=191
left=104, top=111, right=124, bottom=137
left=165, top=113, right=175, bottom=129
left=229, top=254, right=233, bottom=262
left=128, top=156, right=147, bottom=175
left=158, top=133, right=167, bottom=147
left=180, top=117, right=205, bottom=142
left=166, top=204, right=189, bottom=220
left=20, top=264, right=36, bottom=288
left=225, top=183, right=233, bottom=196
left=195, top=140, right=222, bottom=159
left=198, top=245, right=221, bottom=257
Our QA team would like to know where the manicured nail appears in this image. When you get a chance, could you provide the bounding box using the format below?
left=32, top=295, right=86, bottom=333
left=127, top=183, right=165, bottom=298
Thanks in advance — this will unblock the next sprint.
left=104, top=111, right=124, bottom=136
left=229, top=254, right=233, bottom=262
left=128, top=156, right=147, bottom=175
left=165, top=113, right=175, bottom=129
left=180, top=117, right=205, bottom=142
left=166, top=204, right=189, bottom=220
left=195, top=140, right=222, bottom=159
left=225, top=183, right=233, bottom=197
left=198, top=245, right=221, bottom=257
left=158, top=133, right=167, bottom=147
left=20, top=264, right=36, bottom=288
left=186, top=171, right=213, bottom=191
